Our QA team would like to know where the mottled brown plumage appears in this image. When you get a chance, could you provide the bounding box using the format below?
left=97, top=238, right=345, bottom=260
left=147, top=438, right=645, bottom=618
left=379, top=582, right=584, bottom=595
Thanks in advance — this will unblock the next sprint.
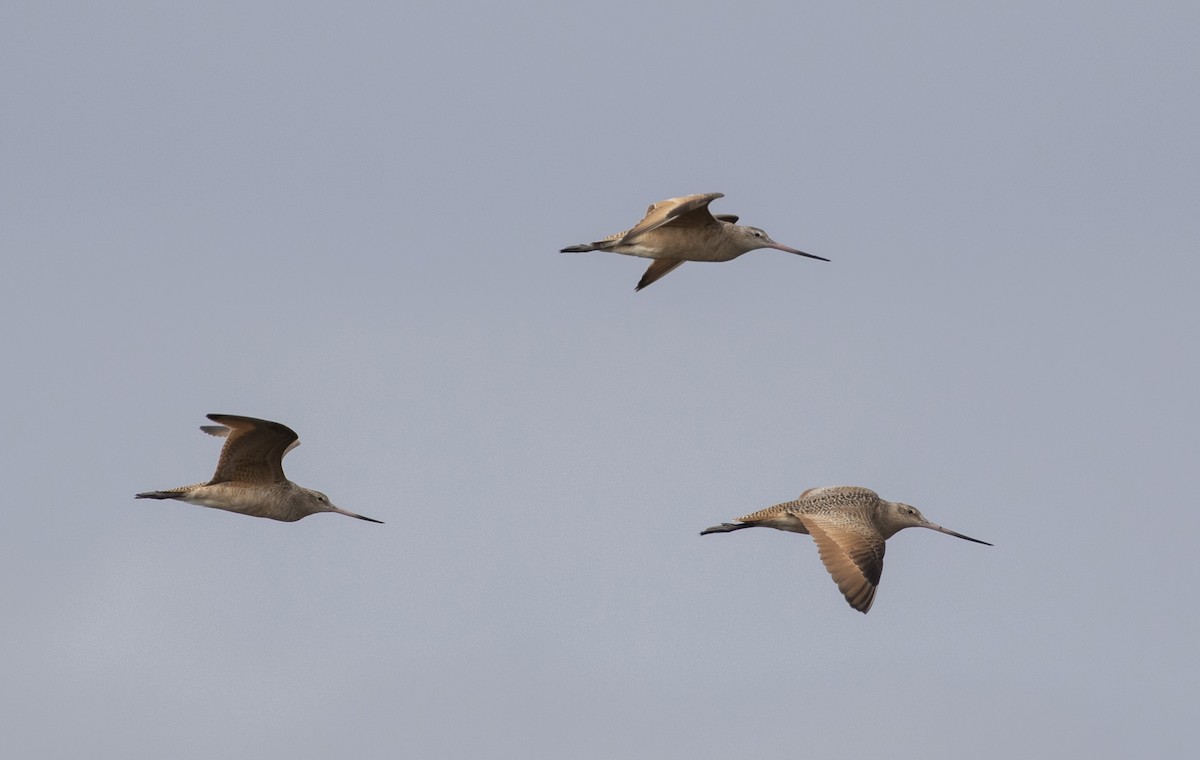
left=701, top=486, right=990, bottom=613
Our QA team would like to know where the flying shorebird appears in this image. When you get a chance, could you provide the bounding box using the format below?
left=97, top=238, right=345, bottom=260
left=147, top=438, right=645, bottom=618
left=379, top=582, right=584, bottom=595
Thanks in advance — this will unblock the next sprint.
left=136, top=414, right=383, bottom=524
left=560, top=192, right=828, bottom=291
left=701, top=486, right=990, bottom=613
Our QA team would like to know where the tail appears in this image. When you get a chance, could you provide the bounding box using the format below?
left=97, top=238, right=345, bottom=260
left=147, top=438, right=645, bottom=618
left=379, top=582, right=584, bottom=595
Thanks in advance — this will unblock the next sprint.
left=700, top=522, right=751, bottom=535
left=135, top=491, right=175, bottom=500
left=560, top=243, right=597, bottom=253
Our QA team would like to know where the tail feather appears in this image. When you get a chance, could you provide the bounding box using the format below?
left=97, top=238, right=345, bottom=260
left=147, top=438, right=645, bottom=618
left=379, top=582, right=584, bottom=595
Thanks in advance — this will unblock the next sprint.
left=135, top=491, right=174, bottom=500
left=700, top=522, right=751, bottom=535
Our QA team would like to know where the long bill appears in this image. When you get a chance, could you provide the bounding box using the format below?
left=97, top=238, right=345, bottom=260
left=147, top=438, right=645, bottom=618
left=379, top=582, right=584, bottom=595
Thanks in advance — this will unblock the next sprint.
left=926, top=523, right=992, bottom=546
left=333, top=505, right=385, bottom=524
left=767, top=241, right=830, bottom=262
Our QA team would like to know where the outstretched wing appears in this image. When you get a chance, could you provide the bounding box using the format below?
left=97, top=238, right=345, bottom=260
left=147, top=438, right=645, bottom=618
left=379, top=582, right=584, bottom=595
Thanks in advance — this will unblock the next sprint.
left=635, top=259, right=686, bottom=291
left=797, top=512, right=885, bottom=613
left=204, top=414, right=299, bottom=485
left=619, top=192, right=725, bottom=244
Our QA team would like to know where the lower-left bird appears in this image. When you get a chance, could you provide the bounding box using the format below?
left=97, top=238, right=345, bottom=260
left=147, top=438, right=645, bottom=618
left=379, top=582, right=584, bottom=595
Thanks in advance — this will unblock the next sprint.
left=136, top=414, right=383, bottom=523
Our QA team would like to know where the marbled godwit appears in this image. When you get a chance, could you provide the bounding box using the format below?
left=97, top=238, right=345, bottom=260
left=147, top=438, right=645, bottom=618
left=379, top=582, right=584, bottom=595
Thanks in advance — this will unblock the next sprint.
left=560, top=192, right=828, bottom=290
left=136, top=414, right=383, bottom=524
left=701, top=486, right=989, bottom=613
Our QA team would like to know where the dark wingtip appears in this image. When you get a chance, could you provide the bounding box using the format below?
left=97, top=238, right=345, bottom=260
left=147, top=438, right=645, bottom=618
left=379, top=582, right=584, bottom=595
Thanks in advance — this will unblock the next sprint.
left=560, top=244, right=593, bottom=253
left=634, top=272, right=660, bottom=291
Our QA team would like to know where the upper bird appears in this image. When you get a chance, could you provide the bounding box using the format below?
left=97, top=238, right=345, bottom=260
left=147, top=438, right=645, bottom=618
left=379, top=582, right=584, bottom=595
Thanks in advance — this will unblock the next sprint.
left=701, top=486, right=990, bottom=613
left=560, top=192, right=829, bottom=291
left=136, top=414, right=383, bottom=524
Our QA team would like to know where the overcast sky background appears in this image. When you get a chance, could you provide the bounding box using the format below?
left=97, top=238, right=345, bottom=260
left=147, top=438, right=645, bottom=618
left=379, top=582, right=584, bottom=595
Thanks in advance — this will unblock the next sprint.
left=3, top=2, right=1198, bottom=758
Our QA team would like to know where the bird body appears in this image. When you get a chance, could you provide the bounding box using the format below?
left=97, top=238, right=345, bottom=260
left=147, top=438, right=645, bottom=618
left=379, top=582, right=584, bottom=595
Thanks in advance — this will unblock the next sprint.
left=136, top=414, right=383, bottom=524
left=560, top=192, right=828, bottom=290
left=701, top=486, right=990, bottom=613
left=139, top=481, right=334, bottom=522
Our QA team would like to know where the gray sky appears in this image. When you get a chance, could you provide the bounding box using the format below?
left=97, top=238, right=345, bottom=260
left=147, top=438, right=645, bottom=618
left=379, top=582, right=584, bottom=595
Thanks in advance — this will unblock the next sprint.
left=3, top=1, right=1198, bottom=757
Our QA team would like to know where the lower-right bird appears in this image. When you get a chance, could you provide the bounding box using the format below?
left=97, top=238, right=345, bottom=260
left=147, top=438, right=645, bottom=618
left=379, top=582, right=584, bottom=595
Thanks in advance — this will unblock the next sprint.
left=701, top=485, right=991, bottom=613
